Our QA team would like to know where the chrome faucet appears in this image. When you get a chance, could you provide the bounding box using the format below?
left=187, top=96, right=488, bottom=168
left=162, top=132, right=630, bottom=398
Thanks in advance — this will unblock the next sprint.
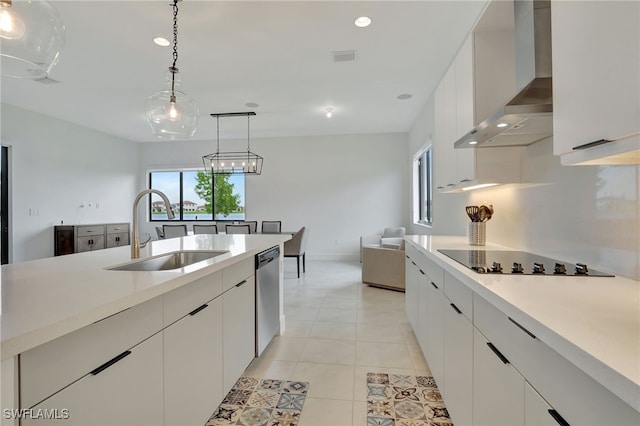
left=132, top=189, right=175, bottom=258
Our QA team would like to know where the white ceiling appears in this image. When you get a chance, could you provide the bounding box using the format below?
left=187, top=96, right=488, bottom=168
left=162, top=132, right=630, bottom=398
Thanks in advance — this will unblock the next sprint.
left=1, top=1, right=488, bottom=142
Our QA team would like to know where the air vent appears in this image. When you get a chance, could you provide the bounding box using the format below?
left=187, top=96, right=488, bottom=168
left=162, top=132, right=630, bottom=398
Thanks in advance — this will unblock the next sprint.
left=32, top=76, right=60, bottom=84
left=331, top=50, right=357, bottom=62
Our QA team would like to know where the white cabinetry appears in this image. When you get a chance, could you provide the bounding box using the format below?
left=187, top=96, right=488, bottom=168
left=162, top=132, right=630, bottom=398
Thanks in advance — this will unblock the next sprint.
left=24, top=332, right=164, bottom=426
left=473, top=328, right=525, bottom=426
left=163, top=271, right=225, bottom=426
left=552, top=1, right=640, bottom=165
left=222, top=275, right=256, bottom=394
left=404, top=254, right=419, bottom=332
left=164, top=298, right=223, bottom=426
left=425, top=273, right=445, bottom=387
left=442, top=272, right=473, bottom=426
left=524, top=382, right=557, bottom=426
left=434, top=29, right=524, bottom=193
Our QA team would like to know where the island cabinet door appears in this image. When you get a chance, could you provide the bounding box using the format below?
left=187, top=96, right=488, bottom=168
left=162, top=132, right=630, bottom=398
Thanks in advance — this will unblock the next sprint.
left=164, top=296, right=223, bottom=426
left=524, top=382, right=561, bottom=426
left=222, top=275, right=256, bottom=394
left=424, top=279, right=445, bottom=387
left=23, top=332, right=164, bottom=426
left=473, top=328, right=525, bottom=426
left=404, top=255, right=419, bottom=332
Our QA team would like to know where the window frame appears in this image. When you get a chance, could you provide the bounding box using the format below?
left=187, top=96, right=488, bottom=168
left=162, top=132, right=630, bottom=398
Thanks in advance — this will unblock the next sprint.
left=148, top=169, right=245, bottom=222
left=414, top=144, right=433, bottom=227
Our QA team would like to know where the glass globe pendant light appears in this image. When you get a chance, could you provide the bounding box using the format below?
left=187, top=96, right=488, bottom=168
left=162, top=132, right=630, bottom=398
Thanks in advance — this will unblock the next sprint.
left=0, top=0, right=65, bottom=78
left=146, top=0, right=198, bottom=139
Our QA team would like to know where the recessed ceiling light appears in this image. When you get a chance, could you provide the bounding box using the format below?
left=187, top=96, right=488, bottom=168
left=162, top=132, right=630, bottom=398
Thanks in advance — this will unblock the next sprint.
left=397, top=94, right=413, bottom=100
left=497, top=123, right=508, bottom=128
left=153, top=37, right=170, bottom=47
left=325, top=107, right=334, bottom=118
left=354, top=16, right=372, bottom=28
left=469, top=141, right=478, bottom=145
left=245, top=102, right=259, bottom=108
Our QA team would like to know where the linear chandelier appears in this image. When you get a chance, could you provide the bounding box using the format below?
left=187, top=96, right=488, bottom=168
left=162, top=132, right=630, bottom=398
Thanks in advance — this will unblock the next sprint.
left=145, top=0, right=198, bottom=139
left=202, top=112, right=264, bottom=175
left=0, top=0, right=65, bottom=78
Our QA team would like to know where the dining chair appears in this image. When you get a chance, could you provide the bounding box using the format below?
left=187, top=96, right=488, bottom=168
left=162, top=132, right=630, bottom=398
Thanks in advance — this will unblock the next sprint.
left=162, top=224, right=188, bottom=239
left=284, top=226, right=308, bottom=278
left=243, top=221, right=258, bottom=234
left=261, top=220, right=282, bottom=233
left=193, top=224, right=218, bottom=235
left=225, top=224, right=251, bottom=234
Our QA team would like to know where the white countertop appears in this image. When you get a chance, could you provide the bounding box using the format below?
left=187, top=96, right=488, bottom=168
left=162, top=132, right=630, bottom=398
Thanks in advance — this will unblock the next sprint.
left=0, top=234, right=289, bottom=359
left=405, top=235, right=640, bottom=412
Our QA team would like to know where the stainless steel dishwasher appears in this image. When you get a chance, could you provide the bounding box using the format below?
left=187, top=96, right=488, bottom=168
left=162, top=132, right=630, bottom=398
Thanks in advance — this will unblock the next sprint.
left=255, top=246, right=280, bottom=356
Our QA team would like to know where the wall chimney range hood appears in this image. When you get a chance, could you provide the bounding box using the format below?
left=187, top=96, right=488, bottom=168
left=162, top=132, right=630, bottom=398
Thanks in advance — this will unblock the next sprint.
left=456, top=0, right=552, bottom=149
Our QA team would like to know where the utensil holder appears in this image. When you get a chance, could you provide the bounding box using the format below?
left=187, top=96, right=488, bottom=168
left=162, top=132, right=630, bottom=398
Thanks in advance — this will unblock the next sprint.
left=468, top=222, right=486, bottom=246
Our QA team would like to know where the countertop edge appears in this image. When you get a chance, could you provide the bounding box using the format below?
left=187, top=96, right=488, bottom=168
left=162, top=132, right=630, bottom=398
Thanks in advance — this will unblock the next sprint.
left=1, top=236, right=288, bottom=360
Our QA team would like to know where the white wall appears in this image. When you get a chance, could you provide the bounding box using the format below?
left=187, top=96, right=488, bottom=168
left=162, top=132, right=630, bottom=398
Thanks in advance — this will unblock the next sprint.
left=407, top=97, right=640, bottom=279
left=1, top=104, right=139, bottom=262
left=138, top=133, right=410, bottom=259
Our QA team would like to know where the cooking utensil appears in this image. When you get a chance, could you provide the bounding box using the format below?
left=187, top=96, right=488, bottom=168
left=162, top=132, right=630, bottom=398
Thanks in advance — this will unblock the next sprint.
left=479, top=205, right=493, bottom=222
left=466, top=205, right=480, bottom=222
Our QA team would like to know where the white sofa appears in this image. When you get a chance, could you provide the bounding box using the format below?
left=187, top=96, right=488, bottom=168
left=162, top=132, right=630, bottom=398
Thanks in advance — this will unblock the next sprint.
left=360, top=227, right=406, bottom=261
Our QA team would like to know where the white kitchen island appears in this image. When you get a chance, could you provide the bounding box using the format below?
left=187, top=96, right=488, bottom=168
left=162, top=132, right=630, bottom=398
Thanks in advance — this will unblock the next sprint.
left=405, top=235, right=640, bottom=426
left=1, top=234, right=290, bottom=426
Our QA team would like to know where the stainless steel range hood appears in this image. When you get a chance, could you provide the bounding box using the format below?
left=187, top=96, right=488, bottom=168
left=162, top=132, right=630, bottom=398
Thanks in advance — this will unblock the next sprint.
left=455, top=0, right=552, bottom=149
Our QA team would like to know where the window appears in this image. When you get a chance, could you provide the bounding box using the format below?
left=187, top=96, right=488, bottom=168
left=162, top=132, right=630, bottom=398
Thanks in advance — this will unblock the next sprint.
left=149, top=170, right=245, bottom=221
left=415, top=147, right=433, bottom=225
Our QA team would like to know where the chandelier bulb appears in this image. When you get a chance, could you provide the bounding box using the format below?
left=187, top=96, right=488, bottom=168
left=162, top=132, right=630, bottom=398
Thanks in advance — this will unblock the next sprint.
left=0, top=1, right=25, bottom=40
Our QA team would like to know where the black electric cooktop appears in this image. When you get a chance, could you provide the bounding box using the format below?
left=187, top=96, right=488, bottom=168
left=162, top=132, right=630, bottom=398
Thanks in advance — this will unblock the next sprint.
left=438, top=249, right=614, bottom=277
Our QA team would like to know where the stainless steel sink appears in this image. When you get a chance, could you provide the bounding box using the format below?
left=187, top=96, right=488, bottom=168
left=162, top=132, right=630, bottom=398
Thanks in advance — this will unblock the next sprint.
left=107, top=250, right=229, bottom=271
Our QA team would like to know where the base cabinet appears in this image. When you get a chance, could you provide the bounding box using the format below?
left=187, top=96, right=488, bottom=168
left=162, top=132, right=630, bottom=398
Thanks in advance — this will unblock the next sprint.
left=222, top=276, right=256, bottom=394
left=425, top=280, right=445, bottom=387
left=404, top=255, right=419, bottom=332
left=24, top=332, right=164, bottom=426
left=473, top=328, right=525, bottom=426
left=164, top=297, right=224, bottom=426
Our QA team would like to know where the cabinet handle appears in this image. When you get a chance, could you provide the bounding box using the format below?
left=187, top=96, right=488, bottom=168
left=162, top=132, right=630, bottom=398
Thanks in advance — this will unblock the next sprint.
left=446, top=183, right=456, bottom=187
left=450, top=303, right=462, bottom=314
left=411, top=261, right=417, bottom=266
left=436, top=186, right=445, bottom=190
left=486, top=342, right=510, bottom=364
left=548, top=409, right=570, bottom=426
left=90, top=350, right=132, bottom=375
left=86, top=230, right=94, bottom=233
left=572, top=138, right=612, bottom=150
left=508, top=317, right=537, bottom=339
left=459, top=179, right=471, bottom=183
left=235, top=279, right=248, bottom=288
left=189, top=304, right=209, bottom=316
left=430, top=281, right=438, bottom=289
left=419, top=270, right=425, bottom=275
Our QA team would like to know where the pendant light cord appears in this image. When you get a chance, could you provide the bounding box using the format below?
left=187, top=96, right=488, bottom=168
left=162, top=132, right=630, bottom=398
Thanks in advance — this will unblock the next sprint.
left=170, top=0, right=179, bottom=95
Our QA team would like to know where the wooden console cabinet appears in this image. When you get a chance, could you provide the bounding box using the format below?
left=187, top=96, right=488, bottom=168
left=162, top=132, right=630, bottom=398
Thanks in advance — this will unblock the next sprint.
left=54, top=223, right=130, bottom=256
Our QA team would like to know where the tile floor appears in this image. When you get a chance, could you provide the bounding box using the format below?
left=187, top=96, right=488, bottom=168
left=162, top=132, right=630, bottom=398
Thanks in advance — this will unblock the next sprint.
left=243, top=259, right=432, bottom=426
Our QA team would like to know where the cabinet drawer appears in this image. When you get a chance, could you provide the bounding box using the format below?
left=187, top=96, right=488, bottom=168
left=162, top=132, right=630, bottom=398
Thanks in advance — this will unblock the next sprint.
left=222, top=257, right=254, bottom=292
left=76, top=225, right=105, bottom=237
left=20, top=296, right=164, bottom=409
left=444, top=271, right=472, bottom=320
left=106, top=223, right=129, bottom=234
left=163, top=271, right=223, bottom=326
left=473, top=293, right=639, bottom=426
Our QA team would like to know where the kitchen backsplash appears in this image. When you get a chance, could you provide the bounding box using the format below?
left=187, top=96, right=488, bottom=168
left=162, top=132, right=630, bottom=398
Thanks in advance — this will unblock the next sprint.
left=467, top=138, right=639, bottom=280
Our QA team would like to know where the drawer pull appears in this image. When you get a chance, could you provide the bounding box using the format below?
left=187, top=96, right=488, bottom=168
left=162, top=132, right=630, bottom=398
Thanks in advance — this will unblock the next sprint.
left=450, top=303, right=462, bottom=314
left=572, top=138, right=612, bottom=150
left=430, top=282, right=438, bottom=290
left=419, top=270, right=425, bottom=275
left=235, top=279, right=248, bottom=288
left=189, top=304, right=209, bottom=316
left=486, top=342, right=510, bottom=364
left=508, top=317, right=537, bottom=339
left=411, top=261, right=417, bottom=266
left=90, top=351, right=132, bottom=375
left=548, top=409, right=570, bottom=426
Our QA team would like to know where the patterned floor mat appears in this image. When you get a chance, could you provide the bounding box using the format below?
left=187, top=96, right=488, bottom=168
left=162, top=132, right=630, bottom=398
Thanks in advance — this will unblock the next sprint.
left=206, top=377, right=310, bottom=426
left=366, top=372, right=453, bottom=426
